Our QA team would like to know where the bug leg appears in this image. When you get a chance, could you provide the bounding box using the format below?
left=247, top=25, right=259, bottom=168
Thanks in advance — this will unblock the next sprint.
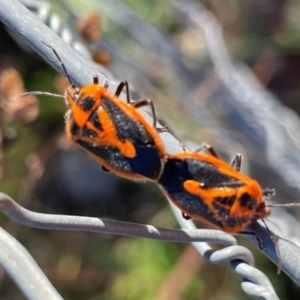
left=178, top=142, right=188, bottom=152
left=133, top=99, right=170, bottom=132
left=230, top=153, right=242, bottom=171
left=115, top=81, right=161, bottom=129
left=131, top=99, right=158, bottom=128
left=93, top=75, right=99, bottom=85
left=115, top=80, right=141, bottom=108
left=194, top=145, right=243, bottom=171
left=114, top=80, right=128, bottom=99
left=182, top=213, right=191, bottom=220
left=194, top=143, right=219, bottom=158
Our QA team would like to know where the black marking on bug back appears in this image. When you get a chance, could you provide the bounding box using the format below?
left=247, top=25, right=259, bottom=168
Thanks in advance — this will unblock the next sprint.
left=101, top=97, right=153, bottom=144
left=214, top=197, right=235, bottom=207
left=212, top=197, right=235, bottom=220
left=70, top=121, right=80, bottom=137
left=159, top=158, right=239, bottom=229
left=213, top=195, right=253, bottom=229
left=79, top=96, right=96, bottom=112
left=77, top=140, right=133, bottom=174
left=186, top=159, right=242, bottom=189
left=100, top=96, right=162, bottom=179
left=82, top=128, right=98, bottom=138
left=166, top=187, right=224, bottom=229
left=223, top=215, right=250, bottom=229
left=90, top=111, right=103, bottom=130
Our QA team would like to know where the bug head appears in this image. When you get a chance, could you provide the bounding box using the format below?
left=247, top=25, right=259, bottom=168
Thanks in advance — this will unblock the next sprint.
left=251, top=187, right=275, bottom=220
left=64, top=75, right=105, bottom=127
left=247, top=182, right=273, bottom=221
left=233, top=180, right=272, bottom=223
left=41, top=43, right=103, bottom=113
left=66, top=83, right=102, bottom=110
left=65, top=75, right=103, bottom=106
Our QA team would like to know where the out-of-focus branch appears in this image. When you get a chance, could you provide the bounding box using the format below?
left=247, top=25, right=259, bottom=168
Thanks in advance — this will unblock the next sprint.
left=0, top=227, right=63, bottom=300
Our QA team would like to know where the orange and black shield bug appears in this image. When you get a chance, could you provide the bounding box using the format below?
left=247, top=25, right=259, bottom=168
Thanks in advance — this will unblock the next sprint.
left=158, top=145, right=300, bottom=273
left=159, top=149, right=273, bottom=233
left=65, top=76, right=167, bottom=180
left=24, top=43, right=166, bottom=180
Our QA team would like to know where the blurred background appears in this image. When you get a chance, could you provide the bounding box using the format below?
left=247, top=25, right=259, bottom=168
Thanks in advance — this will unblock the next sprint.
left=0, top=0, right=300, bottom=299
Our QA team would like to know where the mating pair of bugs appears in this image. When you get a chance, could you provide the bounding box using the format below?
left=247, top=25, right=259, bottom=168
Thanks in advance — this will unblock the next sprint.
left=26, top=43, right=299, bottom=272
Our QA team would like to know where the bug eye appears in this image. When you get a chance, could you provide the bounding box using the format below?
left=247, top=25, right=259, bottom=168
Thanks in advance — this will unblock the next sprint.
left=239, top=192, right=255, bottom=209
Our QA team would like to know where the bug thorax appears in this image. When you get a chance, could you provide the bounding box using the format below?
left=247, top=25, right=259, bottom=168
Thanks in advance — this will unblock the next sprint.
left=65, top=85, right=104, bottom=128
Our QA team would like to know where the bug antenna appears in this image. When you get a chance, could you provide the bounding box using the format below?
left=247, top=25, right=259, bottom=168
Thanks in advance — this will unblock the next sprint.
left=266, top=202, right=300, bottom=208
left=41, top=41, right=76, bottom=90
left=22, top=91, right=64, bottom=99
